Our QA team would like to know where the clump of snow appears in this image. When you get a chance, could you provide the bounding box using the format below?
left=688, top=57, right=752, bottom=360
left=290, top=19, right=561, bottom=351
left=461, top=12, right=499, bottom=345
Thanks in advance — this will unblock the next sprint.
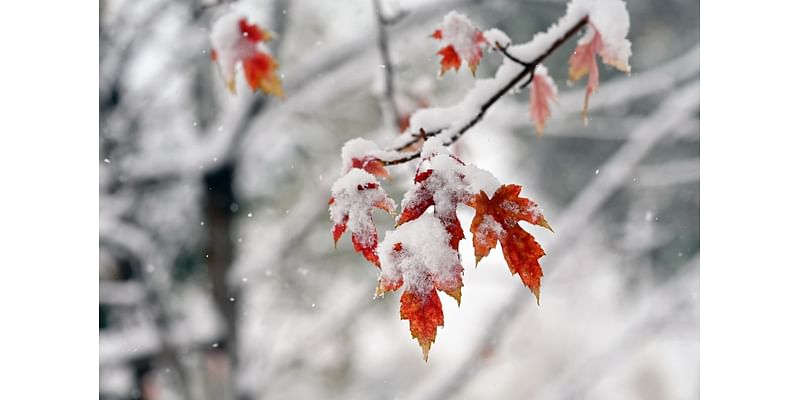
left=584, top=0, right=631, bottom=72
left=329, top=169, right=396, bottom=240
left=420, top=137, right=447, bottom=160
left=378, top=214, right=461, bottom=294
left=462, top=164, right=501, bottom=196
left=339, top=138, right=387, bottom=175
left=483, top=28, right=511, bottom=49
left=210, top=12, right=247, bottom=85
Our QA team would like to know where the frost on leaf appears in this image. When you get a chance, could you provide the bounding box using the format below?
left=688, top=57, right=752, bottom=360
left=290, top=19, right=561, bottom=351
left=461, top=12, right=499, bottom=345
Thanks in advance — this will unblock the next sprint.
left=377, top=215, right=463, bottom=361
left=329, top=169, right=396, bottom=266
left=468, top=184, right=552, bottom=304
left=340, top=138, right=390, bottom=179
left=568, top=22, right=631, bottom=123
left=210, top=12, right=283, bottom=97
left=432, top=11, right=487, bottom=76
left=529, top=66, right=558, bottom=136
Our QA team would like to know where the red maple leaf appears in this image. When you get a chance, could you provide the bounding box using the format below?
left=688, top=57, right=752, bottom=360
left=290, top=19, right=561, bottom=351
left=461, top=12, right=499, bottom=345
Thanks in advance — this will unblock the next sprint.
left=329, top=169, right=396, bottom=266
left=529, top=66, right=558, bottom=136
left=210, top=14, right=283, bottom=97
left=467, top=184, right=552, bottom=303
left=400, top=288, right=444, bottom=361
left=432, top=12, right=486, bottom=76
left=376, top=215, right=463, bottom=360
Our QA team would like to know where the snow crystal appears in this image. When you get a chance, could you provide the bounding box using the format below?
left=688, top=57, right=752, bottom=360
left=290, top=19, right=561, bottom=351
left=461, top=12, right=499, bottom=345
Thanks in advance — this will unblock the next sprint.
left=378, top=214, right=461, bottom=294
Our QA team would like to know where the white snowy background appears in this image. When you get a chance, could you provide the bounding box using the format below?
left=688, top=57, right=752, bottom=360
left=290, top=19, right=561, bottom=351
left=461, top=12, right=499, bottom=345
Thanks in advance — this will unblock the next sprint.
left=99, top=0, right=699, bottom=399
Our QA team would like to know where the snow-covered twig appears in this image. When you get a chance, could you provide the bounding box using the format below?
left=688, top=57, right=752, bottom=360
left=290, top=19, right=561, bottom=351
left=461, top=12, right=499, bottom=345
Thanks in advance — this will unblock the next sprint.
left=381, top=16, right=589, bottom=166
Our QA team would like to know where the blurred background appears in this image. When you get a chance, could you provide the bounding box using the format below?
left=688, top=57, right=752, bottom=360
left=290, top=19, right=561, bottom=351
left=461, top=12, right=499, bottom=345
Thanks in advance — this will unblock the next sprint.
left=99, top=0, right=699, bottom=399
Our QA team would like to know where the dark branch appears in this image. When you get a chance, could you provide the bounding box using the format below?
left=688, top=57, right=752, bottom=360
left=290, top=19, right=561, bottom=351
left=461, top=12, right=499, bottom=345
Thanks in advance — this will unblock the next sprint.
left=382, top=16, right=589, bottom=166
left=495, top=43, right=531, bottom=67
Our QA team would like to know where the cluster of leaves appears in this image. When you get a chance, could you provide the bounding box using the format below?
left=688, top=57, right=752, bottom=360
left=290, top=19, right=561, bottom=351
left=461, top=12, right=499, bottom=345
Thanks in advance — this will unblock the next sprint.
left=326, top=4, right=631, bottom=360
left=330, top=138, right=551, bottom=360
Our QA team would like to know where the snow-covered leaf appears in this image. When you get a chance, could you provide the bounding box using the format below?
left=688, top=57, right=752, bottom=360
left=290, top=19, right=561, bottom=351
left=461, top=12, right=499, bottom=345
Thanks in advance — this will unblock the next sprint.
left=210, top=12, right=283, bottom=97
left=432, top=12, right=487, bottom=76
left=329, top=169, right=396, bottom=266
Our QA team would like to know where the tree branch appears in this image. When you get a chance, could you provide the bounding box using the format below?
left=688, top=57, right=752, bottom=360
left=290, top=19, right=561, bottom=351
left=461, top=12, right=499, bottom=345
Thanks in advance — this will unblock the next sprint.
left=382, top=16, right=589, bottom=166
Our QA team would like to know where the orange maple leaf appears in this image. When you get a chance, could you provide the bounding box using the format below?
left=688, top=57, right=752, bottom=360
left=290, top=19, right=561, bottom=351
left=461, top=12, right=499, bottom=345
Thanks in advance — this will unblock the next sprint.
left=210, top=14, right=283, bottom=97
left=468, top=184, right=551, bottom=303
left=529, top=67, right=558, bottom=136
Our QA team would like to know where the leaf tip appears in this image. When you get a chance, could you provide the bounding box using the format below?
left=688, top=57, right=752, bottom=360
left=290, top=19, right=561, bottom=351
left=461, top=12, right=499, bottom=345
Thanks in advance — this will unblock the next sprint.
left=421, top=342, right=431, bottom=362
left=538, top=217, right=554, bottom=233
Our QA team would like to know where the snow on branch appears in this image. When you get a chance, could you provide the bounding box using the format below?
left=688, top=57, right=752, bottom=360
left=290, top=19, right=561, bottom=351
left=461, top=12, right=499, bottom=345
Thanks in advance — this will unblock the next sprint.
left=375, top=0, right=631, bottom=165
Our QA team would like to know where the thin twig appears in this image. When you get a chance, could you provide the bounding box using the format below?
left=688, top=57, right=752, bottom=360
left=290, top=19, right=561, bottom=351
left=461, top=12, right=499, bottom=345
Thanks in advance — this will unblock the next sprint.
left=495, top=43, right=531, bottom=67
left=373, top=0, right=403, bottom=131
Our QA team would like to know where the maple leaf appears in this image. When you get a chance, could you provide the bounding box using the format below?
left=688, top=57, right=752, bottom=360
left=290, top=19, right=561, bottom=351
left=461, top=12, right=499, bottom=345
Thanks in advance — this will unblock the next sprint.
left=401, top=288, right=444, bottom=361
left=210, top=13, right=283, bottom=97
left=568, top=25, right=631, bottom=123
left=329, top=169, right=396, bottom=266
left=377, top=215, right=463, bottom=360
left=432, top=12, right=487, bottom=76
left=529, top=66, right=558, bottom=136
left=468, top=184, right=552, bottom=303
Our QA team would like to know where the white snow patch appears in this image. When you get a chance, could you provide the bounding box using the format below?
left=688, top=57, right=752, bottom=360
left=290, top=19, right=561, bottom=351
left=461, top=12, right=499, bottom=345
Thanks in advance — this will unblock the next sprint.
left=378, top=214, right=461, bottom=294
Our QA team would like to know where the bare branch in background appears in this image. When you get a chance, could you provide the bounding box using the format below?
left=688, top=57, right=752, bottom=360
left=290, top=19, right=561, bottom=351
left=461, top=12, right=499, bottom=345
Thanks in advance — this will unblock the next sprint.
left=373, top=0, right=404, bottom=131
